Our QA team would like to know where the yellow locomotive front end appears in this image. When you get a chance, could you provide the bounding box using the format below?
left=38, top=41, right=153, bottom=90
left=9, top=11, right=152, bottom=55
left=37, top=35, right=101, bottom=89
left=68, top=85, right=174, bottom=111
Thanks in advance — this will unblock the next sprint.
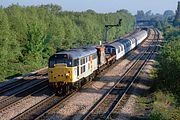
left=48, top=53, right=78, bottom=93
left=48, top=64, right=74, bottom=83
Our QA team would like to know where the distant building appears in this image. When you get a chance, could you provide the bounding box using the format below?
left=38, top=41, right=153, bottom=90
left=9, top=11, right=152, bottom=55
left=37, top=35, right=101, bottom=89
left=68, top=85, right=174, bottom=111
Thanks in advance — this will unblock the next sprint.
left=173, top=1, right=180, bottom=27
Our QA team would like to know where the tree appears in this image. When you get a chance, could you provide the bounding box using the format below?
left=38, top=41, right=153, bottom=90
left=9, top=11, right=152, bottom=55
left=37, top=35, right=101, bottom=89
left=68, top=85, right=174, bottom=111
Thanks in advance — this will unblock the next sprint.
left=163, top=10, right=174, bottom=18
left=145, top=10, right=153, bottom=19
left=0, top=9, right=21, bottom=62
left=136, top=10, right=145, bottom=20
left=40, top=4, right=62, bottom=14
left=0, top=9, right=21, bottom=80
left=86, top=9, right=96, bottom=14
left=23, top=23, right=46, bottom=66
left=158, top=28, right=180, bottom=96
left=116, top=9, right=129, bottom=14
left=174, top=1, right=180, bottom=26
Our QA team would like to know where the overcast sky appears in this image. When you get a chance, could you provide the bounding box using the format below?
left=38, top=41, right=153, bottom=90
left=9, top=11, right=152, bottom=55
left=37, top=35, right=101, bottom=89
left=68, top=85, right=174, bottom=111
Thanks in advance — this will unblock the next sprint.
left=0, top=0, right=179, bottom=14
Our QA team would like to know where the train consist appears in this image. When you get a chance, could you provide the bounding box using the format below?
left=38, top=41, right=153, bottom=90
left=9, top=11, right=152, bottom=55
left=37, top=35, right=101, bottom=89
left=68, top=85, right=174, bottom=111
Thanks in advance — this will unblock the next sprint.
left=48, top=29, right=148, bottom=94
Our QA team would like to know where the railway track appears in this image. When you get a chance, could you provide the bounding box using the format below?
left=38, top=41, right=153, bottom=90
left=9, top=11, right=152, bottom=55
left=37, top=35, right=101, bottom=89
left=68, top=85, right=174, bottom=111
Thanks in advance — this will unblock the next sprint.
left=0, top=79, right=35, bottom=95
left=80, top=29, right=160, bottom=120
left=12, top=81, right=93, bottom=120
left=0, top=67, right=47, bottom=95
left=0, top=68, right=49, bottom=118
left=0, top=79, right=48, bottom=112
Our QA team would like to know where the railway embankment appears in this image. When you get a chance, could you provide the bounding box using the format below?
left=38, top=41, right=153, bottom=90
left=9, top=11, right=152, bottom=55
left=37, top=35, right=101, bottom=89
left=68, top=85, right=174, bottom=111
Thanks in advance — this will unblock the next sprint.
left=135, top=28, right=180, bottom=120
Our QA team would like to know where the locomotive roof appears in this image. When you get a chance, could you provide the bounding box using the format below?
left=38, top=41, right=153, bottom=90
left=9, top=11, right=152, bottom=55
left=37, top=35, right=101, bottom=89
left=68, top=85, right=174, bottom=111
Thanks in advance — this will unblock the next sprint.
left=55, top=47, right=97, bottom=59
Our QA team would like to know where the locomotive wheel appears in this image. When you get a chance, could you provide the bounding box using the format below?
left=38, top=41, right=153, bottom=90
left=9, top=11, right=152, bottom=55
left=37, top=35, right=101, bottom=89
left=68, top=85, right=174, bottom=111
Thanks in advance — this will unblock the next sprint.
left=89, top=74, right=93, bottom=81
left=77, top=82, right=80, bottom=89
left=56, top=90, right=62, bottom=95
left=62, top=85, right=69, bottom=95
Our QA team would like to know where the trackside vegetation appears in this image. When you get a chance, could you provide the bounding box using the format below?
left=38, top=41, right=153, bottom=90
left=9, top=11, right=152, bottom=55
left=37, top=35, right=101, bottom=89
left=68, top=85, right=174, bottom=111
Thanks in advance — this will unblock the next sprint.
left=0, top=4, right=135, bottom=81
left=149, top=28, right=180, bottom=120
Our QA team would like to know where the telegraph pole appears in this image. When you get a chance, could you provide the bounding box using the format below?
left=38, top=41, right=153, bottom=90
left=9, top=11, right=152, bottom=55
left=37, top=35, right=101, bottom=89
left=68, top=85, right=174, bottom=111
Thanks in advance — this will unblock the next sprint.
left=104, top=19, right=122, bottom=43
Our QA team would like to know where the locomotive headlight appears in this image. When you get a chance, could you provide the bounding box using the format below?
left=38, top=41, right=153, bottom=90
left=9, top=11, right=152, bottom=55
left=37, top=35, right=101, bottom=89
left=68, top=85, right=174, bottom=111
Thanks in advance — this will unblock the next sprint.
left=66, top=73, right=69, bottom=76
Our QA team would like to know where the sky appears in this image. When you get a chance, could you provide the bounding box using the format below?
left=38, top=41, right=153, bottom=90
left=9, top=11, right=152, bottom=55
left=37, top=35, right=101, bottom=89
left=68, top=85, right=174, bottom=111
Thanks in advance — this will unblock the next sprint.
left=0, top=0, right=179, bottom=14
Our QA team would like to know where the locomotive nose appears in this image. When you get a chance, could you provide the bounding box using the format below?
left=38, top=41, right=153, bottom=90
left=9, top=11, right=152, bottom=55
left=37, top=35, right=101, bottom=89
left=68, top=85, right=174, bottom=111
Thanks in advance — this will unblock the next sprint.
left=48, top=63, right=74, bottom=83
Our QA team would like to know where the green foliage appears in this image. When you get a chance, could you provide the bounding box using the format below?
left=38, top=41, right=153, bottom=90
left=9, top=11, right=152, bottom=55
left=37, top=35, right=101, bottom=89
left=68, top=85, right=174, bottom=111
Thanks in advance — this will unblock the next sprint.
left=164, top=28, right=180, bottom=42
left=158, top=28, right=180, bottom=99
left=149, top=91, right=180, bottom=120
left=155, top=19, right=172, bottom=31
left=173, top=2, right=180, bottom=27
left=0, top=8, right=22, bottom=80
left=0, top=4, right=135, bottom=81
left=23, top=23, right=47, bottom=66
left=149, top=27, right=180, bottom=120
left=149, top=110, right=165, bottom=120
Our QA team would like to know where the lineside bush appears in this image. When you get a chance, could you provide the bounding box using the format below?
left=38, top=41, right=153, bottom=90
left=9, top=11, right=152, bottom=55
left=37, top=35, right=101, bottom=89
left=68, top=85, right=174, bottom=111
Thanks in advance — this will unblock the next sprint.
left=149, top=28, right=180, bottom=120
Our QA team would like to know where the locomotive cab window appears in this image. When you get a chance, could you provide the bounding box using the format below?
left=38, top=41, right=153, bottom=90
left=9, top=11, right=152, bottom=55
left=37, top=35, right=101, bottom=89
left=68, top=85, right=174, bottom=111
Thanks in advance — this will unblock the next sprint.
left=48, top=54, right=76, bottom=67
left=74, top=59, right=78, bottom=66
left=49, top=58, right=56, bottom=68
left=56, top=59, right=72, bottom=67
left=105, top=47, right=111, bottom=54
left=111, top=48, right=116, bottom=54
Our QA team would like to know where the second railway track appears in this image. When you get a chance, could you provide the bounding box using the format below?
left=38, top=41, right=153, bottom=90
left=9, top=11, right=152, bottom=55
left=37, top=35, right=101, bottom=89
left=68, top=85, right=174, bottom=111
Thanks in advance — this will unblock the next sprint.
left=81, top=28, right=160, bottom=120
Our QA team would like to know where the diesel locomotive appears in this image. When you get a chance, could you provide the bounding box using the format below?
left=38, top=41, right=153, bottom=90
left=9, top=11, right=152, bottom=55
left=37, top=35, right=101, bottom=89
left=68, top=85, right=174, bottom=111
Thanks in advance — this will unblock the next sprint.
left=48, top=29, right=148, bottom=94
